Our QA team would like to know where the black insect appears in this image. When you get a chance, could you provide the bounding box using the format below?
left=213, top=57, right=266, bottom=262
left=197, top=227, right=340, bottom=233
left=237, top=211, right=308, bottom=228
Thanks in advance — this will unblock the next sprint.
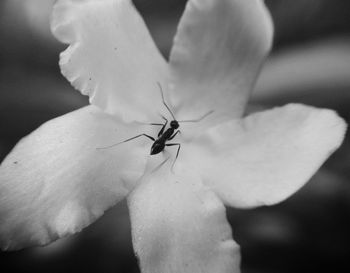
left=98, top=82, right=213, bottom=167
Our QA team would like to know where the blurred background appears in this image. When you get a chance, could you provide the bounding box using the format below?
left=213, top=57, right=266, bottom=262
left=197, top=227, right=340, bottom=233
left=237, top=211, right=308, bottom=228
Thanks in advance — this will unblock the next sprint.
left=1, top=0, right=350, bottom=272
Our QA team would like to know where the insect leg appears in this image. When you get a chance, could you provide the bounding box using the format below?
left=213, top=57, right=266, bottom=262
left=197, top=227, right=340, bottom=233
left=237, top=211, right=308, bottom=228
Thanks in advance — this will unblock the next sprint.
left=151, top=156, right=171, bottom=174
left=97, top=134, right=155, bottom=150
left=165, top=143, right=181, bottom=170
left=168, top=130, right=181, bottom=140
left=142, top=116, right=168, bottom=136
left=157, top=116, right=168, bottom=137
left=177, top=110, right=214, bottom=123
left=149, top=123, right=163, bottom=126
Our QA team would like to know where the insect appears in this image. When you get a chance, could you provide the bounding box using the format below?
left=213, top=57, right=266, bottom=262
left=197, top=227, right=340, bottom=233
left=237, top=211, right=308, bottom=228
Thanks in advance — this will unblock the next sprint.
left=98, top=82, right=213, bottom=168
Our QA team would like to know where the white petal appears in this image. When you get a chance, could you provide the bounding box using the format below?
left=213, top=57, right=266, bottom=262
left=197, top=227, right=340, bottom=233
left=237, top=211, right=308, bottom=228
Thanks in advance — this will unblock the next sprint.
left=51, top=0, right=169, bottom=122
left=169, top=0, right=273, bottom=123
left=0, top=106, right=151, bottom=250
left=128, top=162, right=240, bottom=273
left=182, top=104, right=346, bottom=208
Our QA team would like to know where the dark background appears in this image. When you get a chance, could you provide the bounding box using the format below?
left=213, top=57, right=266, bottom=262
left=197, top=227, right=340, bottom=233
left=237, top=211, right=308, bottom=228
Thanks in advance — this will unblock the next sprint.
left=1, top=0, right=350, bottom=272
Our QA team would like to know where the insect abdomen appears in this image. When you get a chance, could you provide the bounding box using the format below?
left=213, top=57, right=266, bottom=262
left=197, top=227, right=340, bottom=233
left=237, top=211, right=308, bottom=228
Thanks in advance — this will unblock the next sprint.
left=150, top=141, right=165, bottom=155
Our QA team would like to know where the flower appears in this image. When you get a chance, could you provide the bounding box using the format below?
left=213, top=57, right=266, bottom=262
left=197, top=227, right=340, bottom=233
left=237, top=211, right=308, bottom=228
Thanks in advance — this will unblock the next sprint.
left=0, top=0, right=346, bottom=272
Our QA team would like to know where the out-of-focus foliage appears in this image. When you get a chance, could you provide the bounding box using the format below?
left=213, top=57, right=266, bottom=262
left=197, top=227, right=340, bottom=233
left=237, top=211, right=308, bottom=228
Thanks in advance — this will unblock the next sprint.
left=0, top=0, right=350, bottom=272
left=266, top=0, right=350, bottom=48
left=254, top=39, right=350, bottom=112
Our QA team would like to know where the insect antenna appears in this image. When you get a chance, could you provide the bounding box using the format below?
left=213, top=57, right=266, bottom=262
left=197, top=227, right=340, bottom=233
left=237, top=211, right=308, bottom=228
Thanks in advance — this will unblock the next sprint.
left=177, top=110, right=214, bottom=123
left=157, top=82, right=176, bottom=120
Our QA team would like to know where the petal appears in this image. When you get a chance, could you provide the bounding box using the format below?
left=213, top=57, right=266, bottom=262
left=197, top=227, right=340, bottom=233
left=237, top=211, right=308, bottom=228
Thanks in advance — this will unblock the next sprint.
left=169, top=0, right=273, bottom=123
left=0, top=105, right=152, bottom=250
left=51, top=0, right=169, bottom=122
left=181, top=104, right=346, bottom=208
left=128, top=161, right=240, bottom=273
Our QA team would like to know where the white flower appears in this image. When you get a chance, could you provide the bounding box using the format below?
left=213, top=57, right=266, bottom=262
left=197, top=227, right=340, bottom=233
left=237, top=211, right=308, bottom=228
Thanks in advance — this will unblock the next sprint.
left=0, top=1, right=346, bottom=273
